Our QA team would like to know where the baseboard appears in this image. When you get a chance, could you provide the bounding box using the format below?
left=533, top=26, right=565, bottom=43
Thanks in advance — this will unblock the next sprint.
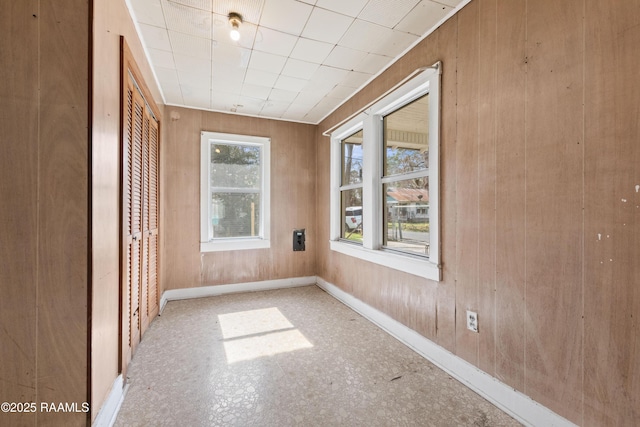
left=160, top=276, right=318, bottom=313
left=316, top=277, right=577, bottom=427
left=92, top=374, right=128, bottom=427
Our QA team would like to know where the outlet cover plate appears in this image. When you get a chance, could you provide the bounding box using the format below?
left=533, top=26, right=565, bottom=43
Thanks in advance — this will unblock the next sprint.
left=466, top=310, right=478, bottom=333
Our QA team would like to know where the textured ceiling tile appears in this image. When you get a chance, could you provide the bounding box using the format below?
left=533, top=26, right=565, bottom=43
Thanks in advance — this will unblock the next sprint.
left=168, top=0, right=213, bottom=12
left=395, top=0, right=451, bottom=35
left=169, top=31, right=212, bottom=59
left=130, top=0, right=464, bottom=122
left=274, top=75, right=309, bottom=92
left=281, top=58, right=320, bottom=80
left=292, top=90, right=325, bottom=107
left=148, top=48, right=176, bottom=69
left=326, top=85, right=356, bottom=100
left=211, top=91, right=240, bottom=110
left=247, top=51, right=287, bottom=74
left=353, top=52, right=392, bottom=74
left=234, top=96, right=266, bottom=114
left=341, top=70, right=372, bottom=88
left=268, top=88, right=299, bottom=102
left=177, top=66, right=212, bottom=86
left=358, top=0, right=420, bottom=28
left=432, top=0, right=460, bottom=7
left=315, top=0, right=368, bottom=18
left=338, top=19, right=389, bottom=53
left=260, top=100, right=290, bottom=117
left=289, top=38, right=334, bottom=64
left=301, top=8, right=354, bottom=44
left=160, top=81, right=184, bottom=104
left=308, top=65, right=350, bottom=90
left=260, top=0, right=313, bottom=35
left=138, top=23, right=172, bottom=51
left=131, top=0, right=165, bottom=27
left=253, top=27, right=298, bottom=57
left=173, top=53, right=211, bottom=73
left=323, top=46, right=368, bottom=71
left=241, top=83, right=271, bottom=100
left=369, top=29, right=417, bottom=57
left=244, top=68, right=280, bottom=87
left=213, top=41, right=251, bottom=68
left=154, top=66, right=181, bottom=86
left=163, top=0, right=212, bottom=39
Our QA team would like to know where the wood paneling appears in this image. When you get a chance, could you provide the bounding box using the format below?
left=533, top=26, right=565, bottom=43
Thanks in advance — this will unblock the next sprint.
left=476, top=0, right=497, bottom=376
left=584, top=1, right=640, bottom=425
left=455, top=0, right=480, bottom=366
left=37, top=0, right=90, bottom=423
left=494, top=0, right=526, bottom=391
left=91, top=0, right=163, bottom=420
left=162, top=108, right=317, bottom=291
left=432, top=17, right=458, bottom=353
left=315, top=0, right=639, bottom=424
left=0, top=1, right=90, bottom=426
left=524, top=0, right=584, bottom=422
left=162, top=108, right=202, bottom=290
left=0, top=2, right=39, bottom=426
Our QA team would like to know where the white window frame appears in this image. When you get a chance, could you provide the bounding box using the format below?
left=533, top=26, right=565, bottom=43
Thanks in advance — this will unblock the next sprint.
left=329, top=65, right=441, bottom=281
left=200, top=132, right=271, bottom=252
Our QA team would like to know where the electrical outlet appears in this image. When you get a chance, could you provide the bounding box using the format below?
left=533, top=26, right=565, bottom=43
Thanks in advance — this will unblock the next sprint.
left=466, top=310, right=479, bottom=333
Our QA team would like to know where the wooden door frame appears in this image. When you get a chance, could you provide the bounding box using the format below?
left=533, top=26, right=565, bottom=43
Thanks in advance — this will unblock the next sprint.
left=119, top=36, right=162, bottom=375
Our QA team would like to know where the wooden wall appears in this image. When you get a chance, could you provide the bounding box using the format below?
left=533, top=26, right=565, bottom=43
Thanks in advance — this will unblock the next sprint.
left=161, top=107, right=316, bottom=290
left=91, top=0, right=163, bottom=422
left=0, top=1, right=90, bottom=426
left=316, top=0, right=640, bottom=425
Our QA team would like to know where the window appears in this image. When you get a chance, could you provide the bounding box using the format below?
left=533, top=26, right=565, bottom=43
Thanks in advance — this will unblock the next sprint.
left=329, top=65, right=441, bottom=281
left=340, top=129, right=364, bottom=243
left=200, top=132, right=270, bottom=252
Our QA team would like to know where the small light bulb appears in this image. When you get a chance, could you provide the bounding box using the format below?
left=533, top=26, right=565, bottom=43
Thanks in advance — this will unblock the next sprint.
left=230, top=28, right=240, bottom=41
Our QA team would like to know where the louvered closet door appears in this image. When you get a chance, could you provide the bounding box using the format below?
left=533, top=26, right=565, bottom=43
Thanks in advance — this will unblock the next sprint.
left=121, top=37, right=161, bottom=375
left=126, top=84, right=145, bottom=355
left=141, top=107, right=159, bottom=333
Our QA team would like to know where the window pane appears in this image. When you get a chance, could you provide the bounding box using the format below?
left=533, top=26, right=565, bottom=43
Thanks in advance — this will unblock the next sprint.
left=341, top=129, right=363, bottom=185
left=383, top=177, right=429, bottom=257
left=211, top=143, right=261, bottom=189
left=211, top=192, right=260, bottom=238
left=341, top=188, right=363, bottom=243
left=383, top=94, right=429, bottom=177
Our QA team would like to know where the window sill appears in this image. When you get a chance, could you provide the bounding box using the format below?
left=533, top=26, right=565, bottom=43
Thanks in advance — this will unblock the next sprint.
left=330, top=240, right=441, bottom=281
left=201, top=238, right=270, bottom=253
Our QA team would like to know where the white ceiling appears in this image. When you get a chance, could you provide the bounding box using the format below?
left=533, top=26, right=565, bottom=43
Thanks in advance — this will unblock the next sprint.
left=127, top=0, right=465, bottom=124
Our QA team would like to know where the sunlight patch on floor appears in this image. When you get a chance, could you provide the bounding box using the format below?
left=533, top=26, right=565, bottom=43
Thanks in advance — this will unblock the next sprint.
left=218, top=307, right=313, bottom=363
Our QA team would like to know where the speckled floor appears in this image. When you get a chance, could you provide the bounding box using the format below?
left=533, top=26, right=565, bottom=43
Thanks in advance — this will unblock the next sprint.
left=114, top=285, right=521, bottom=427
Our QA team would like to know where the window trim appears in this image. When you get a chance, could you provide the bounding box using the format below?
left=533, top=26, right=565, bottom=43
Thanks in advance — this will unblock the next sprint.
left=200, top=132, right=271, bottom=252
left=329, top=65, right=441, bottom=281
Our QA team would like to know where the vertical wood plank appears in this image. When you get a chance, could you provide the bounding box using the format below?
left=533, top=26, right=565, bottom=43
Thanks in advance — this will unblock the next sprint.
left=455, top=0, right=480, bottom=365
left=435, top=16, right=458, bottom=353
left=524, top=0, right=584, bottom=422
left=37, top=0, right=90, bottom=425
left=162, top=107, right=202, bottom=289
left=584, top=1, right=640, bottom=425
left=494, top=0, right=526, bottom=392
left=0, top=2, right=39, bottom=426
left=476, top=0, right=497, bottom=376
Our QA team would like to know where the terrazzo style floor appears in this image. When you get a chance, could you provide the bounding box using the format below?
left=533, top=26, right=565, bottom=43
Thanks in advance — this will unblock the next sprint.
left=114, top=285, right=521, bottom=427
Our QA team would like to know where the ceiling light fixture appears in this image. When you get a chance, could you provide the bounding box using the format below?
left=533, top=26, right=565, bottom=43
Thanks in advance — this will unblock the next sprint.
left=228, top=12, right=242, bottom=41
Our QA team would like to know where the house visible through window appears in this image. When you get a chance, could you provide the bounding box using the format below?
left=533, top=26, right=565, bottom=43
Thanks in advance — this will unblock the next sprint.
left=200, top=132, right=270, bottom=252
left=329, top=64, right=441, bottom=281
left=382, top=94, right=430, bottom=257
